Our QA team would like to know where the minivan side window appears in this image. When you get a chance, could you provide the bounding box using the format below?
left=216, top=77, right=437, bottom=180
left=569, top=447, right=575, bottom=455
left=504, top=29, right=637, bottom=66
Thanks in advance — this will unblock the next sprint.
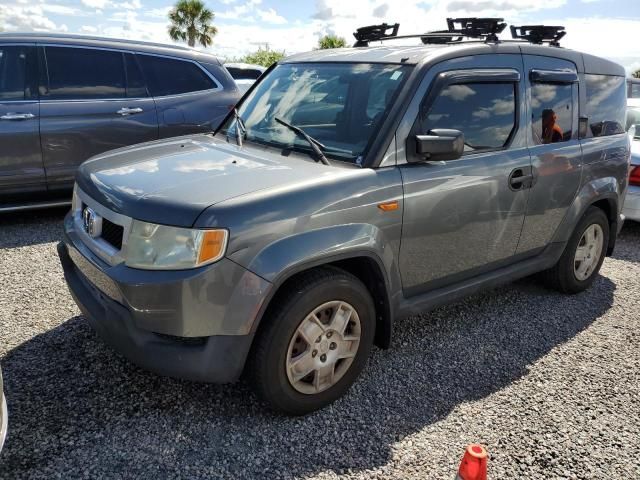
left=124, top=54, right=148, bottom=98
left=585, top=74, right=626, bottom=137
left=42, top=46, right=126, bottom=100
left=0, top=46, right=37, bottom=101
left=138, top=55, right=217, bottom=97
left=420, top=82, right=517, bottom=152
left=531, top=83, right=573, bottom=144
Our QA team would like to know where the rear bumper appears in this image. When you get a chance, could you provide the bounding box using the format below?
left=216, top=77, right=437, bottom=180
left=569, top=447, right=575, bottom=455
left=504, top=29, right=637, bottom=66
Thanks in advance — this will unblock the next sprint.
left=622, top=185, right=640, bottom=222
left=58, top=212, right=272, bottom=383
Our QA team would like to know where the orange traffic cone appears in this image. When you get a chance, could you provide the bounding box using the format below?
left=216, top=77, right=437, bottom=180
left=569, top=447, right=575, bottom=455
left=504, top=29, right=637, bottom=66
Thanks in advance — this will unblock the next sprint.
left=456, top=444, right=488, bottom=480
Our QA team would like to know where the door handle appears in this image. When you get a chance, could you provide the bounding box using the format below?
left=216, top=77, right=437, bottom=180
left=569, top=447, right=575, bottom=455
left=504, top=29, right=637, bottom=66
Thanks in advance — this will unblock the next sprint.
left=509, top=168, right=534, bottom=190
left=116, top=107, right=143, bottom=116
left=0, top=112, right=36, bottom=120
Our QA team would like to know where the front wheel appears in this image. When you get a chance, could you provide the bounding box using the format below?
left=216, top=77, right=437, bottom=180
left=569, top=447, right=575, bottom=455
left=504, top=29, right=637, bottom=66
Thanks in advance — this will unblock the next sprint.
left=248, top=267, right=376, bottom=415
left=544, top=206, right=609, bottom=294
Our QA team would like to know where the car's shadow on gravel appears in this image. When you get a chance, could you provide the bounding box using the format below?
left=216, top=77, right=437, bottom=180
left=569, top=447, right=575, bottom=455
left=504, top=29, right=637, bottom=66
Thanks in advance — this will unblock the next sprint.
left=0, top=273, right=616, bottom=479
left=0, top=208, right=67, bottom=248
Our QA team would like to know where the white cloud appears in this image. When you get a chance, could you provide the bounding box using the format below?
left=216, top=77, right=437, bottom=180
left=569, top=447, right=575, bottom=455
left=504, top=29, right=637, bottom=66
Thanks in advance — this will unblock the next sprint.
left=81, top=0, right=111, bottom=9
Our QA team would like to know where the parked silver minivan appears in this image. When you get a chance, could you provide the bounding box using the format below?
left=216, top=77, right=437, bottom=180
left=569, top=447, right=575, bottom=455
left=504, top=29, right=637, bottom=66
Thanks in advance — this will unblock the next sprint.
left=0, top=33, right=240, bottom=211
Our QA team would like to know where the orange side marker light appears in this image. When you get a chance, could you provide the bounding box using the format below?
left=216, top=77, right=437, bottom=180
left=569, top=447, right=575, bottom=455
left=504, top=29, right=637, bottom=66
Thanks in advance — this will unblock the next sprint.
left=378, top=200, right=399, bottom=212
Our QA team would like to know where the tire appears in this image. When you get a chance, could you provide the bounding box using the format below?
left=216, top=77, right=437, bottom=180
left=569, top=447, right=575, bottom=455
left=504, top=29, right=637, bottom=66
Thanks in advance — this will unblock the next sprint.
left=544, top=206, right=609, bottom=294
left=248, top=266, right=376, bottom=415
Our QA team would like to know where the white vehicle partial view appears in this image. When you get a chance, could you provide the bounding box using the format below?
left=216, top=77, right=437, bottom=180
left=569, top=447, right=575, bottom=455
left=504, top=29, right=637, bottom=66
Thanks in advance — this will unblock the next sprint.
left=624, top=98, right=640, bottom=222
left=0, top=364, right=7, bottom=453
left=224, top=62, right=266, bottom=93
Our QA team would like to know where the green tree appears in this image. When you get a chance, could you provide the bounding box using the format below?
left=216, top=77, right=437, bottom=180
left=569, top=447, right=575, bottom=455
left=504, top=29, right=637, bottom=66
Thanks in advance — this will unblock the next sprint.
left=240, top=47, right=285, bottom=67
left=317, top=34, right=347, bottom=49
left=168, top=0, right=217, bottom=48
left=633, top=69, right=640, bottom=79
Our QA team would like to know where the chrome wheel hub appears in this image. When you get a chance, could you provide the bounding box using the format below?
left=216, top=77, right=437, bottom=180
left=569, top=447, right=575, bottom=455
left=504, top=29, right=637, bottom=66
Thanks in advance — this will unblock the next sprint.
left=574, top=224, right=604, bottom=281
left=286, top=301, right=361, bottom=394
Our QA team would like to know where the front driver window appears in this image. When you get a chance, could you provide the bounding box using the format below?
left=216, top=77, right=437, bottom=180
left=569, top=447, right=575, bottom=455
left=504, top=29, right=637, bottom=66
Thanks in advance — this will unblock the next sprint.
left=420, top=82, right=517, bottom=152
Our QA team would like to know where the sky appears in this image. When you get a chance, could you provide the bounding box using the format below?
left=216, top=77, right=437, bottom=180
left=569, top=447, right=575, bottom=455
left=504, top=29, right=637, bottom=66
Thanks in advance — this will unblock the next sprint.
left=0, top=0, right=639, bottom=73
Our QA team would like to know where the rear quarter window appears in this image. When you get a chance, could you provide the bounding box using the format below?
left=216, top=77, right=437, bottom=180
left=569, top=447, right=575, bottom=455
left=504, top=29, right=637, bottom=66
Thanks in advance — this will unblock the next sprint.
left=585, top=74, right=626, bottom=137
left=138, top=55, right=217, bottom=97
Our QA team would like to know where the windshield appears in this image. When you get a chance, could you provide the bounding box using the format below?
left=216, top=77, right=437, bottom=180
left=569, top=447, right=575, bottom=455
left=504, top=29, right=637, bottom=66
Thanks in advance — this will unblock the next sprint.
left=220, top=62, right=412, bottom=164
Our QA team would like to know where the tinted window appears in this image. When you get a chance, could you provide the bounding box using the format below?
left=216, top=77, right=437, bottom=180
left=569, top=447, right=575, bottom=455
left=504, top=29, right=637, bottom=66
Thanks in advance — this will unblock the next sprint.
left=0, top=46, right=37, bottom=101
left=585, top=74, right=626, bottom=137
left=629, top=82, right=640, bottom=99
left=43, top=47, right=125, bottom=100
left=420, top=83, right=516, bottom=152
left=226, top=67, right=262, bottom=80
left=125, top=54, right=147, bottom=98
left=138, top=55, right=215, bottom=97
left=531, top=83, right=573, bottom=144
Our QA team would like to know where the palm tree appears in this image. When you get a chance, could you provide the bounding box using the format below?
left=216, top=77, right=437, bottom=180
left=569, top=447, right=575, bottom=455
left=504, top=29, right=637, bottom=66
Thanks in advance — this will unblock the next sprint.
left=633, top=69, right=640, bottom=79
left=318, top=34, right=347, bottom=49
left=168, top=0, right=217, bottom=48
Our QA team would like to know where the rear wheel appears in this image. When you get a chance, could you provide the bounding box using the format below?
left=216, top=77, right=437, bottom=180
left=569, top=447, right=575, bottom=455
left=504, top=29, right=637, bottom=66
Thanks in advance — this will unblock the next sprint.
left=544, top=206, right=609, bottom=293
left=248, top=267, right=375, bottom=415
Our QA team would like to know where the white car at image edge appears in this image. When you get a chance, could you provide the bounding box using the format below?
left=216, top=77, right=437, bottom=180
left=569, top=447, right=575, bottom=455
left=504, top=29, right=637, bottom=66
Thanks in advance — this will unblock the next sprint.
left=0, top=365, right=7, bottom=453
left=624, top=99, right=640, bottom=222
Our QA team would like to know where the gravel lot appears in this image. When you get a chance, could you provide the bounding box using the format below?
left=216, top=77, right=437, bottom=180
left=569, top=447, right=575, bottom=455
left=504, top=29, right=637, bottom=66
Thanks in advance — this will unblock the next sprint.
left=0, top=209, right=639, bottom=479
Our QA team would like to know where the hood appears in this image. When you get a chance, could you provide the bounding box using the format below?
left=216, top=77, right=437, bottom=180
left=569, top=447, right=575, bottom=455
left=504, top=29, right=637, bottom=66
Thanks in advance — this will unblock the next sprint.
left=77, top=134, right=356, bottom=227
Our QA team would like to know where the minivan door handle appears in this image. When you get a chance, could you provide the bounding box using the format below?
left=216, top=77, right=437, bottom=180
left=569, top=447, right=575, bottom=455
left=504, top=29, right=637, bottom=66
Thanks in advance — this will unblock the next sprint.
left=116, top=107, right=143, bottom=116
left=509, top=167, right=534, bottom=190
left=1, top=112, right=36, bottom=120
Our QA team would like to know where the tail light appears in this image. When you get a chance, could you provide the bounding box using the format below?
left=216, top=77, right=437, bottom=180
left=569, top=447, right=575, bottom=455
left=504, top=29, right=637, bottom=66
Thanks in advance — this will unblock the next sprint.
left=630, top=165, right=640, bottom=187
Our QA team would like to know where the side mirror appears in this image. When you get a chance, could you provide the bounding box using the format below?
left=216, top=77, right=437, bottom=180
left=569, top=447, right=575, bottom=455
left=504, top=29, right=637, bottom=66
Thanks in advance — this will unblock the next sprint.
left=412, top=129, right=464, bottom=163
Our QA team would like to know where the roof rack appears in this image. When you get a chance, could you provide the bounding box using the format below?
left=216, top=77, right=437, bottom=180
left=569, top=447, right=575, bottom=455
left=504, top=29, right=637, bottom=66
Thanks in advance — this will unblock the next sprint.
left=510, top=25, right=566, bottom=47
left=352, top=18, right=507, bottom=47
left=353, top=23, right=400, bottom=47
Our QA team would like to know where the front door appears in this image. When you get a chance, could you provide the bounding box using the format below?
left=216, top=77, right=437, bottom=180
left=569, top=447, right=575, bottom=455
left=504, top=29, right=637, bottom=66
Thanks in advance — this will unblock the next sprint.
left=0, top=44, right=45, bottom=200
left=38, top=46, right=159, bottom=192
left=398, top=56, right=531, bottom=295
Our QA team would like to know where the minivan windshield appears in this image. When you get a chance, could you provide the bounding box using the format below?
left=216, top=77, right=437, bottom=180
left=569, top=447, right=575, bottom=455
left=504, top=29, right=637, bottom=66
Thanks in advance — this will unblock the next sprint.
left=219, top=62, right=412, bottom=164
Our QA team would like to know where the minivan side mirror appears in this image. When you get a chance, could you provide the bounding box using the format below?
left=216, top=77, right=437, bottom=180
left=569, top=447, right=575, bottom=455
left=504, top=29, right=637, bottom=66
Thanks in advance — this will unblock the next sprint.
left=412, top=129, right=464, bottom=163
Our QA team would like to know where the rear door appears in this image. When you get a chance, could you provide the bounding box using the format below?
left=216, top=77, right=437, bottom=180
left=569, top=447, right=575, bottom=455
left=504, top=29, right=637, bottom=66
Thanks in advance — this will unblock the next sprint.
left=515, top=55, right=582, bottom=254
left=137, top=54, right=232, bottom=137
left=39, top=45, right=159, bottom=192
left=0, top=44, right=44, bottom=198
left=397, top=54, right=532, bottom=295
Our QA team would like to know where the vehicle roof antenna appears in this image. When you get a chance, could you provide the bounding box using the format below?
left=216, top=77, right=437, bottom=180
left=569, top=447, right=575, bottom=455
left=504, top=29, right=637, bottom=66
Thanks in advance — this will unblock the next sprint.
left=510, top=25, right=566, bottom=47
left=353, top=23, right=400, bottom=47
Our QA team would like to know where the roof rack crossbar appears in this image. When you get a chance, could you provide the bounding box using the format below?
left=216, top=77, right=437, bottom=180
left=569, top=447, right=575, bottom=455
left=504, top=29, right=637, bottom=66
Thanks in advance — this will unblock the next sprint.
left=510, top=25, right=566, bottom=47
left=353, top=23, right=400, bottom=47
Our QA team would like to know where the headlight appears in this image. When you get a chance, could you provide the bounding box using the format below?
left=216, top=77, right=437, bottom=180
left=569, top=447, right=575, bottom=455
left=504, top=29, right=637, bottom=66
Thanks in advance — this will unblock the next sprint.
left=125, top=220, right=228, bottom=270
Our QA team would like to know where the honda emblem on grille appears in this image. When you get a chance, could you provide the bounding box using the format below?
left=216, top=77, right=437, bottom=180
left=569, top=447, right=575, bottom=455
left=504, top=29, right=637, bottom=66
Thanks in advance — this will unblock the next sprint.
left=82, top=207, right=102, bottom=238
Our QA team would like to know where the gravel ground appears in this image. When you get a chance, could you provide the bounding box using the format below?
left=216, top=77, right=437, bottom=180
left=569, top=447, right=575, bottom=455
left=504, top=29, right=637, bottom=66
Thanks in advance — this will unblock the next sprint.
left=0, top=209, right=639, bottom=479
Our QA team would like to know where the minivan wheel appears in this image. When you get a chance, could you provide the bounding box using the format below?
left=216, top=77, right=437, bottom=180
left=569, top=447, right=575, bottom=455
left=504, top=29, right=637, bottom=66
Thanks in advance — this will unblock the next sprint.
left=248, top=267, right=375, bottom=415
left=544, top=206, right=609, bottom=294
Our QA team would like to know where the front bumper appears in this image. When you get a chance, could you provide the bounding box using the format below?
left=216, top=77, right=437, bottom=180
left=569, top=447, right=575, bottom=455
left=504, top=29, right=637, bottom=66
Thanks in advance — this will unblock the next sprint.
left=58, top=214, right=272, bottom=383
left=622, top=185, right=640, bottom=222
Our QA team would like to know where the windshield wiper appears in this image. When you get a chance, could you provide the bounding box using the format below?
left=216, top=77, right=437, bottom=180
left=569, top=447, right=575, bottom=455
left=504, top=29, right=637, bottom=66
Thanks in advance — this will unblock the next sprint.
left=232, top=109, right=246, bottom=147
left=274, top=117, right=330, bottom=165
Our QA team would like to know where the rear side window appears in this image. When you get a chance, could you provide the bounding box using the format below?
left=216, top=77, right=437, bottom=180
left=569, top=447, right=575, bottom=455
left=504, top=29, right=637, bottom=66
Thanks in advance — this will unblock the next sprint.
left=628, top=81, right=640, bottom=99
left=138, top=55, right=216, bottom=97
left=585, top=74, right=626, bottom=137
left=530, top=83, right=573, bottom=144
left=420, top=82, right=517, bottom=152
left=43, top=46, right=126, bottom=100
left=0, top=45, right=37, bottom=101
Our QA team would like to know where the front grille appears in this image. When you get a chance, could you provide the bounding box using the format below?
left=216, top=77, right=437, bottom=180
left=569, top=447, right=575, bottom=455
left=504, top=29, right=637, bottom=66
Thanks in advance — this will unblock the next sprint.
left=101, top=218, right=124, bottom=250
